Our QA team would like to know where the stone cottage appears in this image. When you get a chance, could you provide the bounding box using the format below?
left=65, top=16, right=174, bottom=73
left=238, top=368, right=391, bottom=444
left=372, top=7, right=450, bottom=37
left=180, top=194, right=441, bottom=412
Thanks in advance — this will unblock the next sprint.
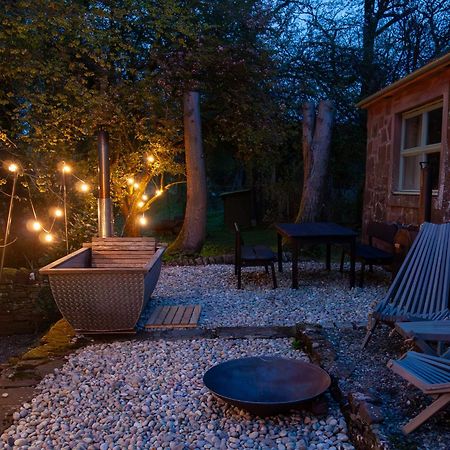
left=358, top=52, right=450, bottom=227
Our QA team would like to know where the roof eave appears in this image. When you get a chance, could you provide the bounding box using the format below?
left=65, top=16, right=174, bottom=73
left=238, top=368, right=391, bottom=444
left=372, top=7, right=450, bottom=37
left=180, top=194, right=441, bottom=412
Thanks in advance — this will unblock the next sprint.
left=356, top=52, right=450, bottom=109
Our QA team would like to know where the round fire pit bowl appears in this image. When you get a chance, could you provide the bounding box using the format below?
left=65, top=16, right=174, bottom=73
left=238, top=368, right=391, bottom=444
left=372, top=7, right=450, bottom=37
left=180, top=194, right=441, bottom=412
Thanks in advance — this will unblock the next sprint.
left=203, top=356, right=331, bottom=416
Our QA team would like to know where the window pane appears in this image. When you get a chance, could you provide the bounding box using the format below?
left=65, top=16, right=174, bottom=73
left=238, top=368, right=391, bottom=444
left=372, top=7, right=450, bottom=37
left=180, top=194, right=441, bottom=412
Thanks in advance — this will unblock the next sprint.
left=404, top=115, right=422, bottom=149
left=427, top=152, right=440, bottom=190
left=402, top=154, right=421, bottom=190
left=427, top=107, right=442, bottom=145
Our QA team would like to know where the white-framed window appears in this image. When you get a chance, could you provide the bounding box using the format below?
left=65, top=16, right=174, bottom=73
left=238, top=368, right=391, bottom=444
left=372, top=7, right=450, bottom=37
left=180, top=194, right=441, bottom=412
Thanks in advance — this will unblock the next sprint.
left=399, top=101, right=442, bottom=192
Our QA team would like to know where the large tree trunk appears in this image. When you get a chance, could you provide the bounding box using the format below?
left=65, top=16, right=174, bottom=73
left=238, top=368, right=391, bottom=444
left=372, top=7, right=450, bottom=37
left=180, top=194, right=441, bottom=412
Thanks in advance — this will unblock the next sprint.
left=296, top=100, right=334, bottom=223
left=169, top=91, right=207, bottom=254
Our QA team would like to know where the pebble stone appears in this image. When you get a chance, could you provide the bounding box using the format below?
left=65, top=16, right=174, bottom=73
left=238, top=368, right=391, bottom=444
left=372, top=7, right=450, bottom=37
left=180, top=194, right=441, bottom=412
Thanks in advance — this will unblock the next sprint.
left=0, top=338, right=354, bottom=450
left=139, top=263, right=388, bottom=329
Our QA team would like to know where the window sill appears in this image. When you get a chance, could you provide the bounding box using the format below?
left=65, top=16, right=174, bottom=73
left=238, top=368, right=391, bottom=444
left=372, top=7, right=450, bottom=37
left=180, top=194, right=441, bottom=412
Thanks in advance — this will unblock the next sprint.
left=392, top=190, right=438, bottom=196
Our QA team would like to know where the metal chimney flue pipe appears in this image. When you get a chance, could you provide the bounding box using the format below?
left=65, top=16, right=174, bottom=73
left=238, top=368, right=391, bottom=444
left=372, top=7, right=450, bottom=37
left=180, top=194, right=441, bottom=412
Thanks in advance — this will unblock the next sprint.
left=97, top=129, right=113, bottom=237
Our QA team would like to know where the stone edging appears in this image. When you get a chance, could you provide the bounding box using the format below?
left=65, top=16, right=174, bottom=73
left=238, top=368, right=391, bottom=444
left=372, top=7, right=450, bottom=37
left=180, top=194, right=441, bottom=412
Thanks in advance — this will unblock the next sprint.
left=165, top=252, right=292, bottom=266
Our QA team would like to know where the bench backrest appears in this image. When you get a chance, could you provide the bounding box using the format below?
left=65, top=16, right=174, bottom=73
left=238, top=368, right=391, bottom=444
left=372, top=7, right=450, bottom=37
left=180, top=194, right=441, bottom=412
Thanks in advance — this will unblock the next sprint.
left=367, top=221, right=399, bottom=251
left=380, top=222, right=450, bottom=317
left=91, top=237, right=156, bottom=268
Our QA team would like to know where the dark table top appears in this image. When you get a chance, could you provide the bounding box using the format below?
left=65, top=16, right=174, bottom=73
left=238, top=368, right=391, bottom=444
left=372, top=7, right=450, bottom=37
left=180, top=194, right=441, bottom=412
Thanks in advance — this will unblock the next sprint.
left=275, top=222, right=357, bottom=239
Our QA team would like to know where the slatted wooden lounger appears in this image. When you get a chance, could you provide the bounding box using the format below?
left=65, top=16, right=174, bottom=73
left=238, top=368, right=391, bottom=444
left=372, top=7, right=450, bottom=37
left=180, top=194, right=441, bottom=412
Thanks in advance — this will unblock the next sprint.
left=395, top=321, right=450, bottom=358
left=388, top=351, right=450, bottom=434
left=362, top=222, right=450, bottom=348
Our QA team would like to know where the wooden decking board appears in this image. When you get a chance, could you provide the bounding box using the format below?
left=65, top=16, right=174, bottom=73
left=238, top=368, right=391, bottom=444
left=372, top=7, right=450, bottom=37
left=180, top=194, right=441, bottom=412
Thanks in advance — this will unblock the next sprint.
left=181, top=305, right=195, bottom=324
left=163, top=306, right=179, bottom=325
left=145, top=305, right=201, bottom=329
left=189, top=305, right=202, bottom=325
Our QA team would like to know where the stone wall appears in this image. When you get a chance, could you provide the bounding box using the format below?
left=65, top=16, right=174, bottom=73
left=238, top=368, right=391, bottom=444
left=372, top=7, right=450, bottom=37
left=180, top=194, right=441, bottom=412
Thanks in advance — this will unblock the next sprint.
left=0, top=282, right=60, bottom=336
left=362, top=66, right=450, bottom=237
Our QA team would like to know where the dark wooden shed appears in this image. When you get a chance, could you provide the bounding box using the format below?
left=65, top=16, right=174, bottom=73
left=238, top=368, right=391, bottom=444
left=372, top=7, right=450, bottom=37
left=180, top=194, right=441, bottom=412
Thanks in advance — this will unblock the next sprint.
left=220, top=189, right=253, bottom=229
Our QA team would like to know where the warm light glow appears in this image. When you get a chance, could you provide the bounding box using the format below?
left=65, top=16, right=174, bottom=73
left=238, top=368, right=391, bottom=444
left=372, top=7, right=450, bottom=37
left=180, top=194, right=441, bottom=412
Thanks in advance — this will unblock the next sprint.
left=155, top=189, right=162, bottom=196
left=147, top=155, right=155, bottom=163
left=127, top=177, right=134, bottom=185
left=54, top=208, right=63, bottom=218
left=79, top=183, right=89, bottom=192
left=32, top=221, right=42, bottom=231
left=8, top=163, right=18, bottom=173
left=137, top=201, right=145, bottom=208
left=62, top=164, right=71, bottom=173
left=44, top=233, right=53, bottom=242
left=139, top=215, right=147, bottom=226
left=133, top=182, right=140, bottom=190
left=142, top=194, right=149, bottom=201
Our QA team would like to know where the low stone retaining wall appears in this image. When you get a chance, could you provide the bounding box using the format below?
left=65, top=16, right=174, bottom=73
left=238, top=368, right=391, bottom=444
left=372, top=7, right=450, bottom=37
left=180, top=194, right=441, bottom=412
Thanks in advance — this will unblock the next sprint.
left=165, top=252, right=292, bottom=266
left=0, top=283, right=60, bottom=336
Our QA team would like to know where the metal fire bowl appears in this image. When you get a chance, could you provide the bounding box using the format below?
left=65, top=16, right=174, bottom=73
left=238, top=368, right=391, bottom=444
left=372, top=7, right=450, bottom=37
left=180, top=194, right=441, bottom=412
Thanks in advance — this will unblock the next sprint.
left=203, top=356, right=331, bottom=416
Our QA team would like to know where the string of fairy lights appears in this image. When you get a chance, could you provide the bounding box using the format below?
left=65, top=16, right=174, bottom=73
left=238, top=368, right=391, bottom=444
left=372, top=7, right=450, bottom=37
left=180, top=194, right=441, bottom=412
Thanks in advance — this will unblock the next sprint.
left=1, top=160, right=91, bottom=248
left=1, top=152, right=176, bottom=245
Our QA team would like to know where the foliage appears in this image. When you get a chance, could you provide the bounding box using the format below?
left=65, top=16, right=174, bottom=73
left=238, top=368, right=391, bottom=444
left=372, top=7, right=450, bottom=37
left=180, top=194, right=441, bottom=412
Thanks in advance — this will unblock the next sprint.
left=1, top=0, right=449, bottom=262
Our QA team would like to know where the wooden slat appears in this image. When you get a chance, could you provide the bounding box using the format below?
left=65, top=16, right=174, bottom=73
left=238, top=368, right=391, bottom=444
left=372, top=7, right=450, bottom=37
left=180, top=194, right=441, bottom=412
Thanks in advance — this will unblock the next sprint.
left=163, top=306, right=179, bottom=325
left=173, top=305, right=186, bottom=324
left=180, top=306, right=195, bottom=325
left=189, top=305, right=201, bottom=325
left=145, top=305, right=201, bottom=329
left=155, top=306, right=171, bottom=324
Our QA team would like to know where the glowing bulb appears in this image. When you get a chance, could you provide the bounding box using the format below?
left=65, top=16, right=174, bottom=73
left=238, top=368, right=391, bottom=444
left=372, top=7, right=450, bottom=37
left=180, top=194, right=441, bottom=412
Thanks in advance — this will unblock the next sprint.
left=142, top=194, right=149, bottom=201
left=62, top=164, right=71, bottom=173
left=155, top=189, right=162, bottom=196
left=127, top=177, right=134, bottom=185
left=137, top=201, right=145, bottom=208
left=54, top=208, right=63, bottom=218
left=32, top=221, right=42, bottom=231
left=79, top=183, right=89, bottom=192
left=139, top=215, right=147, bottom=226
left=147, top=155, right=155, bottom=163
left=133, top=182, right=140, bottom=190
left=8, top=163, right=18, bottom=173
left=44, top=233, right=53, bottom=242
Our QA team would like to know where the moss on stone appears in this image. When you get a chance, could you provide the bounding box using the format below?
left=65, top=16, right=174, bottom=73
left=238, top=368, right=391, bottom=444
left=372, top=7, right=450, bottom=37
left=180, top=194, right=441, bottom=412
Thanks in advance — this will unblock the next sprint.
left=21, top=319, right=76, bottom=360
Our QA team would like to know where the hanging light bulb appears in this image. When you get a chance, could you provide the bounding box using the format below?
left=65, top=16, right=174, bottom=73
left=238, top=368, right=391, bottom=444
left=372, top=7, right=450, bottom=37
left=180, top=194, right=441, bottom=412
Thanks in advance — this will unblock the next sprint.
left=142, top=194, right=149, bottom=201
left=127, top=177, right=134, bottom=185
left=137, top=201, right=145, bottom=208
left=61, top=163, right=71, bottom=173
left=32, top=221, right=42, bottom=231
left=54, top=208, right=63, bottom=218
left=147, top=155, right=155, bottom=163
left=139, top=215, right=147, bottom=226
left=155, top=189, right=162, bottom=196
left=8, top=163, right=18, bottom=173
left=44, top=233, right=53, bottom=242
left=133, top=182, right=140, bottom=190
left=79, top=182, right=89, bottom=192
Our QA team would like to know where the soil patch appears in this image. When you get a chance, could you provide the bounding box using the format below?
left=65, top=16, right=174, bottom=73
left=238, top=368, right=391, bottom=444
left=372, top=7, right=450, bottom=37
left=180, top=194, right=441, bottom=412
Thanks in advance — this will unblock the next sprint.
left=299, top=323, right=450, bottom=449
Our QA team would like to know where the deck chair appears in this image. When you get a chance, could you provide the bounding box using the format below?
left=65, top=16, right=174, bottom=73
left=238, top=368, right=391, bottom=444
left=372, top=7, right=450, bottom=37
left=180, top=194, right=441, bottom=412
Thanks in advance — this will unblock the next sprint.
left=388, top=351, right=450, bottom=434
left=362, top=222, right=450, bottom=349
left=395, top=321, right=450, bottom=358
left=234, top=222, right=277, bottom=289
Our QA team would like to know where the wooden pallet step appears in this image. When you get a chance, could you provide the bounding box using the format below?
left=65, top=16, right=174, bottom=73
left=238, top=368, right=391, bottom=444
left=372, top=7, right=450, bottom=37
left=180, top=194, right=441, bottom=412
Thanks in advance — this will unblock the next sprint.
left=145, top=305, right=201, bottom=329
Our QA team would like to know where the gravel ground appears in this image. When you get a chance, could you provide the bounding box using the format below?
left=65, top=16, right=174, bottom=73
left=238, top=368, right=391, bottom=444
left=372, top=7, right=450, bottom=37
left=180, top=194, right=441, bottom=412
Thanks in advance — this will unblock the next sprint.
left=143, top=263, right=389, bottom=328
left=0, top=338, right=354, bottom=450
left=326, top=326, right=450, bottom=450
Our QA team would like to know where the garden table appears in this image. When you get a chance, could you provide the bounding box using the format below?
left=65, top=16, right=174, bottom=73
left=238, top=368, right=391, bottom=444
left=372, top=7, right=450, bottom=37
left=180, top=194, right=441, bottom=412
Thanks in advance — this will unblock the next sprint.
left=275, top=222, right=357, bottom=289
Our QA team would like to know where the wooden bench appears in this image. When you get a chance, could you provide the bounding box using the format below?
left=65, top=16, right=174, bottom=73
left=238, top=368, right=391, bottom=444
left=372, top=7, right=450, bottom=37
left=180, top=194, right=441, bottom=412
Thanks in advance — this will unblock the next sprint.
left=340, top=221, right=398, bottom=287
left=234, top=223, right=277, bottom=289
left=91, top=237, right=156, bottom=268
